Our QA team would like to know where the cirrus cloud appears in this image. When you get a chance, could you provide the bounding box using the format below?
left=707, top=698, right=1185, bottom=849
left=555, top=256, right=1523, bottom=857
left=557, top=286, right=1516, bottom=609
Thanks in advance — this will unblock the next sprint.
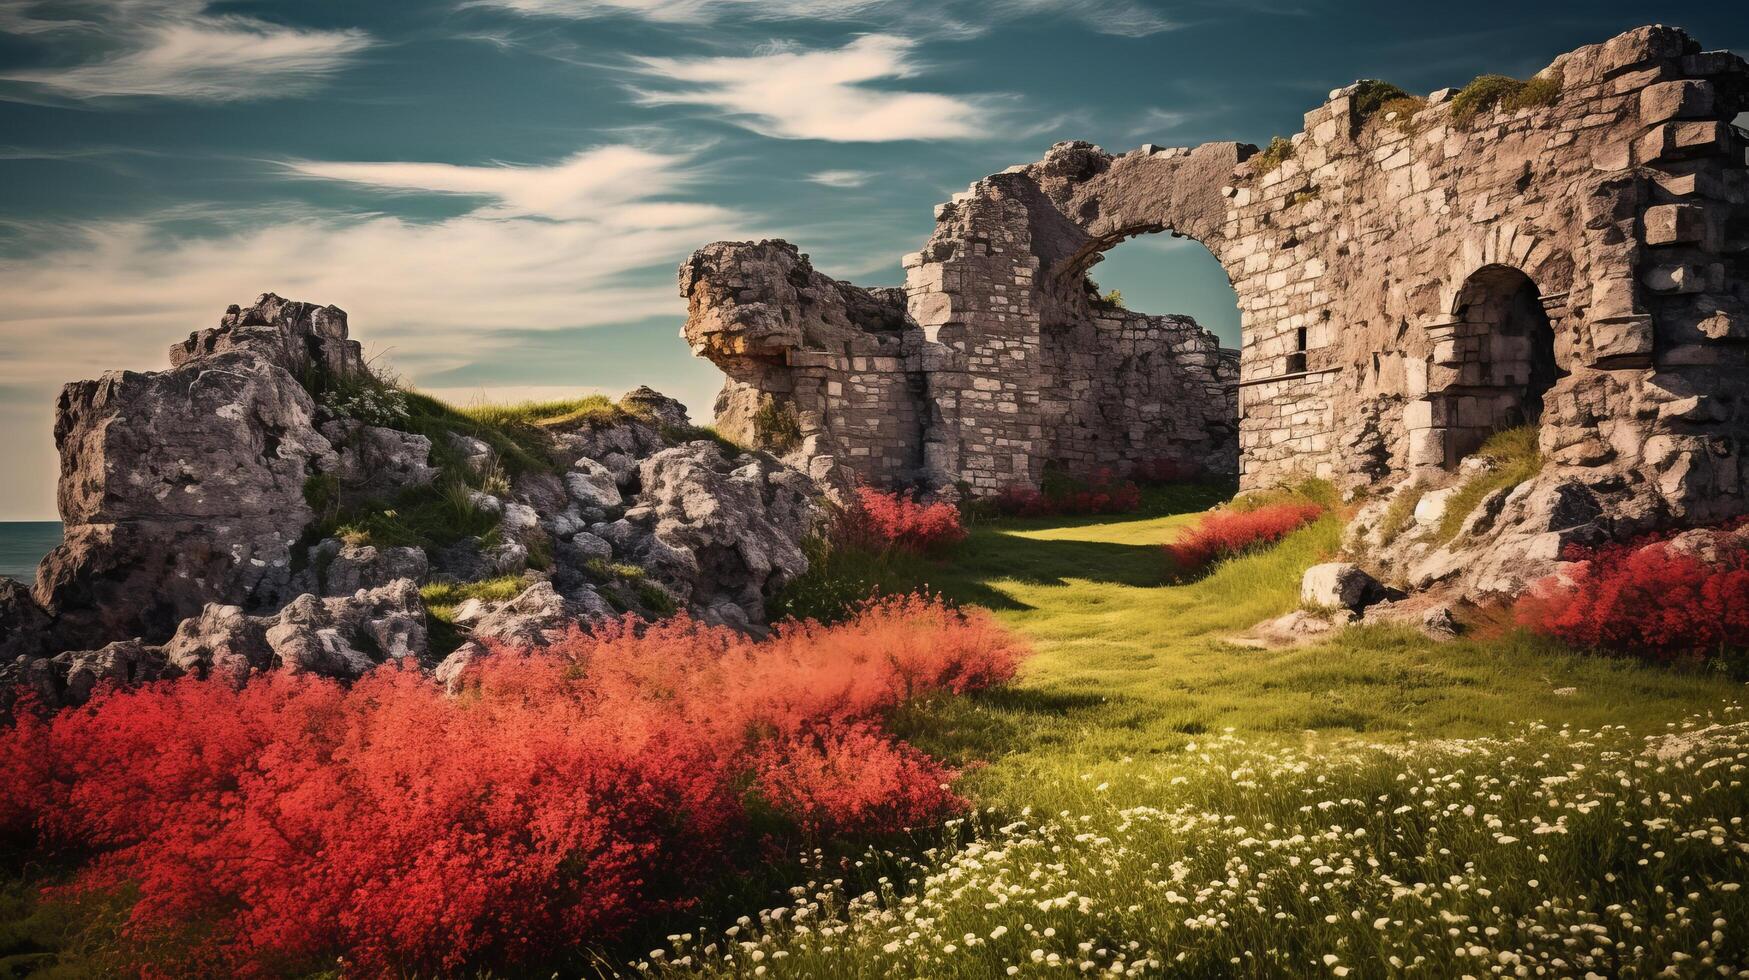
left=0, top=0, right=372, bottom=103
left=474, top=0, right=1174, bottom=38
left=627, top=35, right=988, bottom=142
left=0, top=143, right=743, bottom=385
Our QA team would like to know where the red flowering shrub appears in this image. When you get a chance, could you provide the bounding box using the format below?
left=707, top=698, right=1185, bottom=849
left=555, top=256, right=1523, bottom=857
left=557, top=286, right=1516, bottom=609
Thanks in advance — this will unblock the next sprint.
left=0, top=596, right=1024, bottom=977
left=1515, top=526, right=1749, bottom=660
left=844, top=486, right=967, bottom=554
left=1165, top=502, right=1326, bottom=570
left=753, top=725, right=961, bottom=836
left=994, top=467, right=1142, bottom=517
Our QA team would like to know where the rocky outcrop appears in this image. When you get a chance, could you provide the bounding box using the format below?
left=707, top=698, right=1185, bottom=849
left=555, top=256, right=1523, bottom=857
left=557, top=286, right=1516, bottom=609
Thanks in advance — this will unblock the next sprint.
left=163, top=579, right=427, bottom=681
left=307, top=542, right=430, bottom=596
left=13, top=295, right=822, bottom=698
left=433, top=581, right=612, bottom=692
left=9, top=638, right=179, bottom=711
left=600, top=442, right=815, bottom=631
left=36, top=294, right=359, bottom=649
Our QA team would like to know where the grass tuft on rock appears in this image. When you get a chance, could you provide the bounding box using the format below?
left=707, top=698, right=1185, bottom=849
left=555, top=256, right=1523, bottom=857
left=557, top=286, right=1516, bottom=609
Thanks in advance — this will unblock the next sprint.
left=1349, top=79, right=1411, bottom=119
left=1451, top=71, right=1563, bottom=125
left=1375, top=479, right=1426, bottom=545
left=1252, top=136, right=1295, bottom=176
left=752, top=399, right=802, bottom=453
left=1437, top=426, right=1543, bottom=543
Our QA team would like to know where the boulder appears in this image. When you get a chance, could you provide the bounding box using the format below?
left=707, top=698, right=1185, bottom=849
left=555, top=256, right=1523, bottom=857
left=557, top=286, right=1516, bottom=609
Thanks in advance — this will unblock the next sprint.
left=322, top=421, right=439, bottom=502
left=319, top=543, right=429, bottom=595
left=618, top=442, right=816, bottom=628
left=1300, top=562, right=1379, bottom=611
left=446, top=433, right=496, bottom=475
left=163, top=602, right=272, bottom=680
left=163, top=579, right=427, bottom=681
left=565, top=457, right=624, bottom=512
left=1413, top=486, right=1463, bottom=527
left=619, top=386, right=690, bottom=430
left=266, top=580, right=426, bottom=678
left=1420, top=605, right=1461, bottom=639
left=35, top=293, right=363, bottom=649
left=20, top=639, right=179, bottom=709
left=433, top=581, right=612, bottom=691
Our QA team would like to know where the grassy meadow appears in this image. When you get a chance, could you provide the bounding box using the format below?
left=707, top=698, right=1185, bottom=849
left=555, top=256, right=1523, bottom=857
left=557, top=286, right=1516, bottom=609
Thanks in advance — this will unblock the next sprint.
left=644, top=483, right=1749, bottom=977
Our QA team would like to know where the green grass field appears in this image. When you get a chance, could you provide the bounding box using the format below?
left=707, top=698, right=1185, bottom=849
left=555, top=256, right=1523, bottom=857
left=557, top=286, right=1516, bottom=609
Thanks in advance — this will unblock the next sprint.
left=647, top=484, right=1749, bottom=977
left=869, top=485, right=1736, bottom=809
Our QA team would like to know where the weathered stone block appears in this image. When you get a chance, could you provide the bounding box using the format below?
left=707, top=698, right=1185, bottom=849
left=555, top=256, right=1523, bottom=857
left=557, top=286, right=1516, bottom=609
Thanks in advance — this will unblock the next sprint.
left=1589, top=315, right=1655, bottom=362
left=1638, top=80, right=1715, bottom=124
left=1301, top=562, right=1378, bottom=611
left=1643, top=203, right=1707, bottom=245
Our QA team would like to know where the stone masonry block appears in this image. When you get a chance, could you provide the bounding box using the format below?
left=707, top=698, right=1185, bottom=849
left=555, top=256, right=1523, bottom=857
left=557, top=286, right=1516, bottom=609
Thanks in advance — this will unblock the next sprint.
left=1642, top=203, right=1708, bottom=246
left=1638, top=80, right=1716, bottom=125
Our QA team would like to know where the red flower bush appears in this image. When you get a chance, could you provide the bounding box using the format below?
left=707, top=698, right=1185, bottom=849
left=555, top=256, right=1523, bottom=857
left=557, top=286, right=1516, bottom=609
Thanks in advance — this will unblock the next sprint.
left=754, top=725, right=961, bottom=836
left=1515, top=525, right=1749, bottom=659
left=994, top=467, right=1142, bottom=517
left=0, top=596, right=1024, bottom=977
left=844, top=486, right=967, bottom=553
left=1165, top=502, right=1326, bottom=570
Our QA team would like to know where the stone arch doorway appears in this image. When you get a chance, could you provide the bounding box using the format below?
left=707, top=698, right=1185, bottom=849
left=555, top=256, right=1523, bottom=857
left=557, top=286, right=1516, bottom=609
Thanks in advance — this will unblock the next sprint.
left=1409, top=264, right=1565, bottom=470
left=1034, top=226, right=1242, bottom=479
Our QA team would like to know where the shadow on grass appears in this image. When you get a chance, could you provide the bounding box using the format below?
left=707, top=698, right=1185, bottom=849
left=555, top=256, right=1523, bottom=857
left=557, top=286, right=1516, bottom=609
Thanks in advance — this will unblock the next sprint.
left=935, top=535, right=1174, bottom=603
left=891, top=685, right=1141, bottom=764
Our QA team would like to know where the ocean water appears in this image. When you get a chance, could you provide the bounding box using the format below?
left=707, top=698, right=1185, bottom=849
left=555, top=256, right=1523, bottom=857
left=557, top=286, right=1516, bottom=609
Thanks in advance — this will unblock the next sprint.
left=0, top=522, right=61, bottom=584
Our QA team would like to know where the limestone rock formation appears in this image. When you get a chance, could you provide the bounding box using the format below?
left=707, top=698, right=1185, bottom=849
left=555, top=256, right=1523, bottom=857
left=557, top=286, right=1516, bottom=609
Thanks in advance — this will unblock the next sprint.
left=12, top=294, right=821, bottom=698
left=606, top=441, right=815, bottom=631
left=37, top=294, right=357, bottom=648
left=163, top=579, right=427, bottom=681
left=433, top=581, right=611, bottom=692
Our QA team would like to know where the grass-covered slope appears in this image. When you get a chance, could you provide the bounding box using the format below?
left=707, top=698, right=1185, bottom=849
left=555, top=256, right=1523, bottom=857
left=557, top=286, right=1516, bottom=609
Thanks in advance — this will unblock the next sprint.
left=643, top=483, right=1747, bottom=978
left=862, top=486, right=1732, bottom=811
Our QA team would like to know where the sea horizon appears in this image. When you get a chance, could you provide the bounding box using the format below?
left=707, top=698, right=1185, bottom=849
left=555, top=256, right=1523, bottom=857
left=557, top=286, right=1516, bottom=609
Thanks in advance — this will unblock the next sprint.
left=0, top=520, right=61, bottom=583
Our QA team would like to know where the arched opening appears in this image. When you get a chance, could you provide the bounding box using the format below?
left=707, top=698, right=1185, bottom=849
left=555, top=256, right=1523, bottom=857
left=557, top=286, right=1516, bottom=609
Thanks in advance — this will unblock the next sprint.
left=1034, top=230, right=1242, bottom=480
left=1083, top=232, right=1242, bottom=351
left=1409, top=265, right=1564, bottom=469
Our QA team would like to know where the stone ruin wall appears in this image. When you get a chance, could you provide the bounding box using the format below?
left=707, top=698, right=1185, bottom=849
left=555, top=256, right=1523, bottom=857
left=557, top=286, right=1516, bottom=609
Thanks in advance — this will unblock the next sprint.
left=682, top=25, right=1749, bottom=536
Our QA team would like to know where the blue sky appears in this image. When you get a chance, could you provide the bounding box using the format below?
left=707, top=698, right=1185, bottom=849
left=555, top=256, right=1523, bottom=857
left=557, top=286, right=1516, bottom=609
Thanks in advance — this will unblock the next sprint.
left=0, top=0, right=1744, bottom=519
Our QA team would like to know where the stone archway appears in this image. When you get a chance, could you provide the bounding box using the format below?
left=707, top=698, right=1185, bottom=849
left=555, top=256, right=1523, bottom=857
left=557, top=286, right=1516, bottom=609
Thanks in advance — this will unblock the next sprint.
left=1408, top=264, right=1567, bottom=470
left=1032, top=228, right=1242, bottom=479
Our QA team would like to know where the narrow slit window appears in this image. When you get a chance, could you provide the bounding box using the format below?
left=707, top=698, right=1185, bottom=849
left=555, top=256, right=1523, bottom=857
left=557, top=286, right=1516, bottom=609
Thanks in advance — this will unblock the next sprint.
left=1286, top=327, right=1308, bottom=375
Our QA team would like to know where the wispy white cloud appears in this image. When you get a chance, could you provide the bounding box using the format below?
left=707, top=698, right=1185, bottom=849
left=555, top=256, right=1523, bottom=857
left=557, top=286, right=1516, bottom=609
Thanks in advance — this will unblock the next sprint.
left=0, top=143, right=745, bottom=421
left=628, top=35, right=987, bottom=141
left=0, top=0, right=371, bottom=102
left=807, top=169, right=874, bottom=188
left=282, top=145, right=733, bottom=224
left=1127, top=107, right=1190, bottom=137
left=474, top=0, right=1173, bottom=38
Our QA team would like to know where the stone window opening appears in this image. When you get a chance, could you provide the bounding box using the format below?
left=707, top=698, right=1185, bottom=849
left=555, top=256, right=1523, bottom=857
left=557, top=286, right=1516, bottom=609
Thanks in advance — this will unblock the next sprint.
left=1408, top=264, right=1566, bottom=470
left=1286, top=327, right=1309, bottom=375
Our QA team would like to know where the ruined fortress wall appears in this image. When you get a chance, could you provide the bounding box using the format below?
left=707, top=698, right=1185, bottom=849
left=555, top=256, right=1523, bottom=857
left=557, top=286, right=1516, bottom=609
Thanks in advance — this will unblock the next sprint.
left=678, top=242, right=928, bottom=488
left=1037, top=310, right=1240, bottom=477
left=681, top=25, right=1749, bottom=530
